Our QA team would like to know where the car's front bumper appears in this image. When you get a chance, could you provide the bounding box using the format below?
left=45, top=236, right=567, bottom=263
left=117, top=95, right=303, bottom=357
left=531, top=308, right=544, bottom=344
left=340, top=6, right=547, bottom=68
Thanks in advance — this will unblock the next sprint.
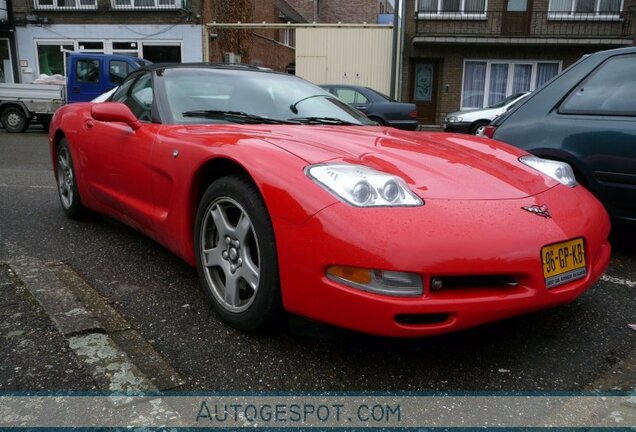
left=443, top=122, right=473, bottom=134
left=273, top=185, right=611, bottom=337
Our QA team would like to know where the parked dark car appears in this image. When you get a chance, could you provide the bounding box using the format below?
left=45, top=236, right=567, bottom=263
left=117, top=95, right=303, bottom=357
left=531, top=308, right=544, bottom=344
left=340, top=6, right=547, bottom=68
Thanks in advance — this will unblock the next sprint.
left=320, top=84, right=418, bottom=130
left=485, top=47, right=636, bottom=227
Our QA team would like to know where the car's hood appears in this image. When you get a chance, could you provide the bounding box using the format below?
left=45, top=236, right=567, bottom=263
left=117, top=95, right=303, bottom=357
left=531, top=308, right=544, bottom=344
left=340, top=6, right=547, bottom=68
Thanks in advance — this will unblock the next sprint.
left=183, top=125, right=557, bottom=200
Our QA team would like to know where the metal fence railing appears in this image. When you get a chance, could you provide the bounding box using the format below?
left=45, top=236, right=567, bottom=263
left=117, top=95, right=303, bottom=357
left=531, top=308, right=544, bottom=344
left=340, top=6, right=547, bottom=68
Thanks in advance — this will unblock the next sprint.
left=415, top=5, right=633, bottom=38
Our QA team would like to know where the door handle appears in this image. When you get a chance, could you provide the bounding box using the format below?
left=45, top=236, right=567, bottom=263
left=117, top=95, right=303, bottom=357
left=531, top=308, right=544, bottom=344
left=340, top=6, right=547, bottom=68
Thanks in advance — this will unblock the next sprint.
left=85, top=120, right=94, bottom=129
left=355, top=105, right=368, bottom=111
left=72, top=86, right=80, bottom=93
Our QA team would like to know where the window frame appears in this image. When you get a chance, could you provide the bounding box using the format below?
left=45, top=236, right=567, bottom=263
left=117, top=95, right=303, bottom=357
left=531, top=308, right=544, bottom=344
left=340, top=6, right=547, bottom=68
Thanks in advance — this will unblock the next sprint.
left=460, top=59, right=562, bottom=109
left=416, top=0, right=488, bottom=20
left=33, top=0, right=97, bottom=10
left=547, top=0, right=624, bottom=20
left=34, top=40, right=76, bottom=76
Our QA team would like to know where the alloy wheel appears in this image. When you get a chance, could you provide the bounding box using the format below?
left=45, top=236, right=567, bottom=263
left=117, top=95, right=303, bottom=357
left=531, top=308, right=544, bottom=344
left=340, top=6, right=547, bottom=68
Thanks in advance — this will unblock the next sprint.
left=200, top=197, right=261, bottom=313
left=57, top=148, right=74, bottom=209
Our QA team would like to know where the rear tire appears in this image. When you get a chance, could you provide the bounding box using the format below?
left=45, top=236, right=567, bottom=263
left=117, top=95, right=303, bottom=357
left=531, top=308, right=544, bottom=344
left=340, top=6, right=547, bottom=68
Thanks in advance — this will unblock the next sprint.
left=194, top=175, right=282, bottom=331
left=1, top=106, right=29, bottom=133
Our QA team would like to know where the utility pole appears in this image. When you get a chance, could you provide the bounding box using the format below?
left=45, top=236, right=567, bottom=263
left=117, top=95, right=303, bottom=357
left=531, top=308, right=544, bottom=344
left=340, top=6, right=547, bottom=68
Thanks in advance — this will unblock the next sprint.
left=389, top=0, right=400, bottom=99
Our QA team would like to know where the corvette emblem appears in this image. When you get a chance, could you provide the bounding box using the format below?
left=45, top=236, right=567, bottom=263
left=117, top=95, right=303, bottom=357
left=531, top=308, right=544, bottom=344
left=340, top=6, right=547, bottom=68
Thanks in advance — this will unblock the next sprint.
left=522, top=205, right=551, bottom=218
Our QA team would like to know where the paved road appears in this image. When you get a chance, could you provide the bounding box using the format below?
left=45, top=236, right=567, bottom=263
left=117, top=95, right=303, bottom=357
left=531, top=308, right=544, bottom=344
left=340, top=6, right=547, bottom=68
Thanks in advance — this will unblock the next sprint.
left=1, top=128, right=635, bottom=391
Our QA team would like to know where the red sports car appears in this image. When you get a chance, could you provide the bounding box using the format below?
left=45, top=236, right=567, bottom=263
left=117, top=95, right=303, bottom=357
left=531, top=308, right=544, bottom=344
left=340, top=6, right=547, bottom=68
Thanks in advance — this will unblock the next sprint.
left=49, top=64, right=611, bottom=337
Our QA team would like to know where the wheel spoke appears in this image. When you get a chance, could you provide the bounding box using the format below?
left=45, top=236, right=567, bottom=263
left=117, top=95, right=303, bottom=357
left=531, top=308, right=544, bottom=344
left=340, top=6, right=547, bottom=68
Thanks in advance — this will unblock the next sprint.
left=59, top=154, right=69, bottom=172
left=203, top=246, right=224, bottom=268
left=234, top=212, right=251, bottom=243
left=239, top=258, right=259, bottom=290
left=224, top=274, right=239, bottom=307
left=210, top=204, right=233, bottom=238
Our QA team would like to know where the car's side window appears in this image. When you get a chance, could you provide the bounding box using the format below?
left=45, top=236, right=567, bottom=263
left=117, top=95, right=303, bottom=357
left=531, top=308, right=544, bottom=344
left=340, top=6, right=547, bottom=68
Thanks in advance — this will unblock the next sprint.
left=111, top=73, right=138, bottom=103
left=335, top=88, right=369, bottom=104
left=109, top=60, right=130, bottom=85
left=354, top=91, right=369, bottom=104
left=76, top=59, right=100, bottom=84
left=111, top=72, right=154, bottom=122
left=560, top=55, right=636, bottom=116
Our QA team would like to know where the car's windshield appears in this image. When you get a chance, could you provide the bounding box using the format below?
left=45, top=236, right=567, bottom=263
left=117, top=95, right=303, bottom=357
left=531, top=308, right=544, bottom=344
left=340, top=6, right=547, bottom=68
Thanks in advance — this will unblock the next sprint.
left=486, top=92, right=526, bottom=109
left=162, top=68, right=375, bottom=126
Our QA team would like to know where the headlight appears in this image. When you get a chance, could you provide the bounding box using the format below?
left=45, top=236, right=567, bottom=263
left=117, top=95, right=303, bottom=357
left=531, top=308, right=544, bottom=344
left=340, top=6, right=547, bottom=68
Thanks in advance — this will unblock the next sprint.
left=445, top=116, right=462, bottom=123
left=519, top=155, right=578, bottom=187
left=306, top=164, right=423, bottom=207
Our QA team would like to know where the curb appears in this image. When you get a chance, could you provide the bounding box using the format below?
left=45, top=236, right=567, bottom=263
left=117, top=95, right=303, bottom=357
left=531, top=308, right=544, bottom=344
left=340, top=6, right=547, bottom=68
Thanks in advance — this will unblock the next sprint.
left=7, top=257, right=185, bottom=392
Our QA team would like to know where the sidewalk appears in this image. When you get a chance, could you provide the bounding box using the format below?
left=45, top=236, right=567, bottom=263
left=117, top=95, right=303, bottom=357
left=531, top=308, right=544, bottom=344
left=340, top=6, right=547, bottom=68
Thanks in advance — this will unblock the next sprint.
left=0, top=264, right=95, bottom=390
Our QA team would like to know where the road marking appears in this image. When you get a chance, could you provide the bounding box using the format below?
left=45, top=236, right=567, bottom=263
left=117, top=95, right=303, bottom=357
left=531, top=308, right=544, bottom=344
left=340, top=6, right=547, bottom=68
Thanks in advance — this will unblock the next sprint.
left=601, top=275, right=636, bottom=288
left=0, top=184, right=56, bottom=189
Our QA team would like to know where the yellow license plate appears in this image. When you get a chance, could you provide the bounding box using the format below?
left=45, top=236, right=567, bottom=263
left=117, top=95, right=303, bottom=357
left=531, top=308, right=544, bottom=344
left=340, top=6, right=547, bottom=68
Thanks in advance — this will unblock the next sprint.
left=541, top=238, right=587, bottom=288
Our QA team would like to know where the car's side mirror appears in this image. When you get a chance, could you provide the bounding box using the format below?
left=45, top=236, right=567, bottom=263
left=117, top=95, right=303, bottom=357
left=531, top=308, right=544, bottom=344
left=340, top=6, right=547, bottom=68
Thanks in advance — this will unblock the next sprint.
left=91, top=102, right=142, bottom=130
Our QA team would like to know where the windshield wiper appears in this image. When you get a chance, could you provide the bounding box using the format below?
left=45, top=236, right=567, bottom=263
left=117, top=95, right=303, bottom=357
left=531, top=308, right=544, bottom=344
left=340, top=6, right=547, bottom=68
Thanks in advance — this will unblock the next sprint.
left=182, top=110, right=297, bottom=125
left=289, top=117, right=360, bottom=126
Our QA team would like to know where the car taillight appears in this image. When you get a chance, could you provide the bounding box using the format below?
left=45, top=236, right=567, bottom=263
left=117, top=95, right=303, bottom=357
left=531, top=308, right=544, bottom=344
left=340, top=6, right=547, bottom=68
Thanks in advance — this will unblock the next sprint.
left=482, top=125, right=497, bottom=138
left=409, top=111, right=417, bottom=119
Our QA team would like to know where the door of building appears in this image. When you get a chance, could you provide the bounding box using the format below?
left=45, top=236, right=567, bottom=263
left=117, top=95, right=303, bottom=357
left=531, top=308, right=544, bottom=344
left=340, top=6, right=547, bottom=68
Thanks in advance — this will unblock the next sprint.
left=410, top=60, right=439, bottom=125
left=501, top=0, right=533, bottom=35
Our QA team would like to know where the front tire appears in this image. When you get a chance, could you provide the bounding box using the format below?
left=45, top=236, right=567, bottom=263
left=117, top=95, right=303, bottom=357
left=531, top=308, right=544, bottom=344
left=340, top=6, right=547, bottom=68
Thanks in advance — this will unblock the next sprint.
left=1, top=106, right=29, bottom=133
left=471, top=120, right=489, bottom=136
left=56, top=139, right=85, bottom=219
left=194, top=175, right=282, bottom=331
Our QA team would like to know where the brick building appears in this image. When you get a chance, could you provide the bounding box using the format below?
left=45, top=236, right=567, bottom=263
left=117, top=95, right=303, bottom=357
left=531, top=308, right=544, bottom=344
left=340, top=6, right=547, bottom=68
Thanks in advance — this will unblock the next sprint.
left=10, top=0, right=203, bottom=82
left=402, top=0, right=636, bottom=125
left=204, top=0, right=304, bottom=72
left=204, top=0, right=390, bottom=72
left=287, top=0, right=393, bottom=23
left=1, top=0, right=18, bottom=82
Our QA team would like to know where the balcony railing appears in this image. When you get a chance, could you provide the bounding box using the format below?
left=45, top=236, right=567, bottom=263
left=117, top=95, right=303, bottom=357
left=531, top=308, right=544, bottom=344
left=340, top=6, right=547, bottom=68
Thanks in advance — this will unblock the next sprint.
left=415, top=9, right=634, bottom=39
left=33, top=0, right=187, bottom=10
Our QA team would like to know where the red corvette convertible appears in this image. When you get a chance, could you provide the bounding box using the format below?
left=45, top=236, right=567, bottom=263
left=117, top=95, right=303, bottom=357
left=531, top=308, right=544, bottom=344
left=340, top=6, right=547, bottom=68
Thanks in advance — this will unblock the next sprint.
left=49, top=64, right=611, bottom=337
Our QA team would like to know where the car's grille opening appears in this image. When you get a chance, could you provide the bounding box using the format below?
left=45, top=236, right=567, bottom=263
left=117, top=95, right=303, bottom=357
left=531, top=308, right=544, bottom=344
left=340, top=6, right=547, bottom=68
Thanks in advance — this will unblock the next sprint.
left=395, top=313, right=449, bottom=325
left=430, top=275, right=519, bottom=291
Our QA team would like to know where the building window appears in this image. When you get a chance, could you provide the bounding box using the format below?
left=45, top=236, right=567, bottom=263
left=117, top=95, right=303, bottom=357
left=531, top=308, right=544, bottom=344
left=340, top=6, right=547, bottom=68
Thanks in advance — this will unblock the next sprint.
left=1, top=0, right=8, bottom=21
left=34, top=0, right=97, bottom=10
left=461, top=60, right=560, bottom=108
left=142, top=44, right=181, bottom=63
left=0, top=38, right=13, bottom=83
left=548, top=0, right=622, bottom=18
left=280, top=29, right=295, bottom=48
left=36, top=42, right=74, bottom=75
left=110, top=0, right=178, bottom=9
left=35, top=39, right=182, bottom=75
left=417, top=0, right=487, bottom=18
